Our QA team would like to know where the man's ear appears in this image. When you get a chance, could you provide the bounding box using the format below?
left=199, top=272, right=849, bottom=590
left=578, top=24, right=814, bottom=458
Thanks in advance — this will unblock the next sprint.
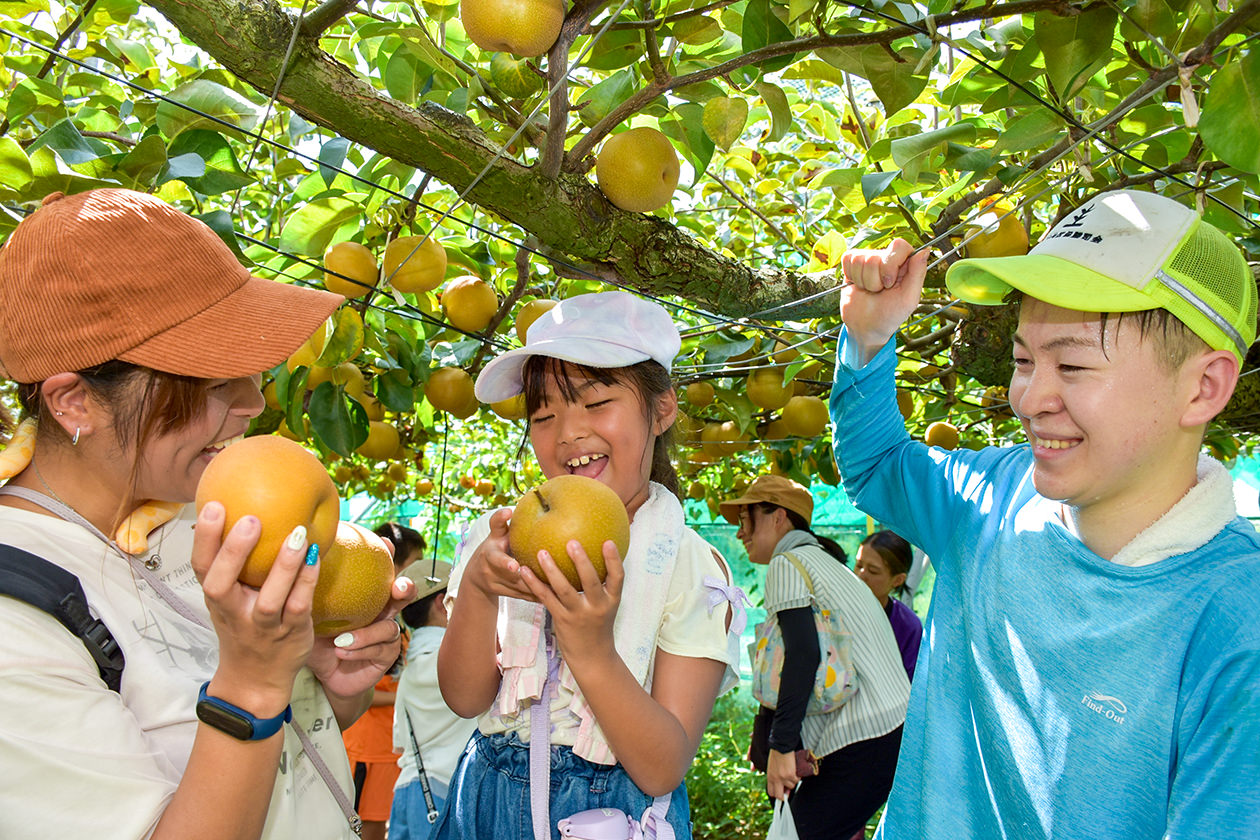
left=1181, top=350, right=1239, bottom=428
left=653, top=388, right=678, bottom=435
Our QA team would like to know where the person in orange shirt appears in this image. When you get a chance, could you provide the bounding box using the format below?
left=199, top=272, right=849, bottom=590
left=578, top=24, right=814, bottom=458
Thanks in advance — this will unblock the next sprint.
left=343, top=523, right=426, bottom=840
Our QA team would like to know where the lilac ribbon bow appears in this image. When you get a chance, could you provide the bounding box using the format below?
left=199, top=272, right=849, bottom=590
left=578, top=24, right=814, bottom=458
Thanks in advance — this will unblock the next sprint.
left=702, top=575, right=751, bottom=637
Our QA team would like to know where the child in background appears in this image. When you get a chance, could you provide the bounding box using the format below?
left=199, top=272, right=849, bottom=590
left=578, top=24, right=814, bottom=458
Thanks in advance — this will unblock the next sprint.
left=854, top=531, right=923, bottom=680
left=343, top=523, right=426, bottom=840
left=832, top=189, right=1260, bottom=837
left=436, top=291, right=744, bottom=840
left=389, top=559, right=476, bottom=840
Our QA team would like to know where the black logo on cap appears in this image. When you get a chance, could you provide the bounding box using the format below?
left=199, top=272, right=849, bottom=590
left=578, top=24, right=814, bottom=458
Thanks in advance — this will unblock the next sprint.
left=1047, top=203, right=1102, bottom=244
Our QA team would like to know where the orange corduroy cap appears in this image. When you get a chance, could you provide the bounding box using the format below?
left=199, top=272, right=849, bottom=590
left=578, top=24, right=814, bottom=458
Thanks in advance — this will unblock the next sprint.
left=0, top=189, right=343, bottom=383
left=718, top=474, right=814, bottom=526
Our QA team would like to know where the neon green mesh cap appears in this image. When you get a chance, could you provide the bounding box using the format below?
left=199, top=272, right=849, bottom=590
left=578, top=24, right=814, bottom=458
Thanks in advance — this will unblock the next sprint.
left=946, top=189, right=1257, bottom=363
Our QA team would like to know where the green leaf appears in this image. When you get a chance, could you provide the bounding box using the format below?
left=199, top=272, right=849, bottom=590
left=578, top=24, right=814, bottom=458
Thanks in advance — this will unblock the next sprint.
left=27, top=119, right=101, bottom=165
left=318, top=137, right=350, bottom=187
left=383, top=44, right=434, bottom=103
left=159, top=152, right=206, bottom=182
left=194, top=209, right=249, bottom=262
left=115, top=134, right=168, bottom=188
left=155, top=79, right=260, bottom=139
left=104, top=34, right=156, bottom=72
left=376, top=367, right=417, bottom=412
left=699, top=330, right=757, bottom=363
left=818, top=46, right=929, bottom=114
left=279, top=197, right=362, bottom=256
left=1119, top=0, right=1178, bottom=44
left=995, top=109, right=1063, bottom=153
left=4, top=77, right=68, bottom=128
left=660, top=103, right=716, bottom=184
left=395, top=28, right=461, bottom=83
left=702, top=97, right=749, bottom=151
left=285, top=367, right=310, bottom=435
left=889, top=123, right=977, bottom=168
left=755, top=82, right=792, bottom=142
left=162, top=129, right=253, bottom=194
left=1200, top=49, right=1260, bottom=174
left=309, top=381, right=368, bottom=457
left=671, top=15, right=723, bottom=46
left=581, top=29, right=644, bottom=71
left=576, top=69, right=638, bottom=128
left=861, top=170, right=899, bottom=203
left=742, top=0, right=799, bottom=74
left=315, top=308, right=367, bottom=367
left=0, top=136, right=34, bottom=198
left=1034, top=7, right=1118, bottom=99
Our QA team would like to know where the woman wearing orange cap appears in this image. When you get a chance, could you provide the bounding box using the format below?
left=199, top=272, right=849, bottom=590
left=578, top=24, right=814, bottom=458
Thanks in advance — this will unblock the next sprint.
left=0, top=189, right=414, bottom=839
left=722, top=475, right=909, bottom=840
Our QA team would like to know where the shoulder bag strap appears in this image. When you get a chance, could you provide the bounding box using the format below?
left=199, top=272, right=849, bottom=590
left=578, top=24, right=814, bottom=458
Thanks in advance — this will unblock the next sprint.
left=402, top=707, right=440, bottom=824
left=781, top=551, right=817, bottom=597
left=0, top=543, right=125, bottom=691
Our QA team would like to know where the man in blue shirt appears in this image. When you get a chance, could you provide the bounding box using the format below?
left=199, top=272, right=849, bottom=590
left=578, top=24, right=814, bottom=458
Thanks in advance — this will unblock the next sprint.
left=830, top=189, right=1260, bottom=838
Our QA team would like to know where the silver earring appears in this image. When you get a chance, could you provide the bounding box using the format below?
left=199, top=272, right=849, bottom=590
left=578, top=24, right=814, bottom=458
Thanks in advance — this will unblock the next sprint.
left=54, top=410, right=64, bottom=417
left=72, top=427, right=81, bottom=446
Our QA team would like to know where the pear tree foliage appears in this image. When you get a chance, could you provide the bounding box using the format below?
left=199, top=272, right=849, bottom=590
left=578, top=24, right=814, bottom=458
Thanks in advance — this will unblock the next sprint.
left=0, top=0, right=1257, bottom=507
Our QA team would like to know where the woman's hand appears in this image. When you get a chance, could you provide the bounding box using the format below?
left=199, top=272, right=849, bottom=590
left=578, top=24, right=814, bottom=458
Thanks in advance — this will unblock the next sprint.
left=518, top=539, right=624, bottom=668
left=766, top=748, right=799, bottom=801
left=306, top=574, right=416, bottom=702
left=191, top=502, right=317, bottom=714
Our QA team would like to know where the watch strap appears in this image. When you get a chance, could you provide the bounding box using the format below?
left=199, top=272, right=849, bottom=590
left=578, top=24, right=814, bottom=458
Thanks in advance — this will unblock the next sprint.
left=197, top=681, right=292, bottom=741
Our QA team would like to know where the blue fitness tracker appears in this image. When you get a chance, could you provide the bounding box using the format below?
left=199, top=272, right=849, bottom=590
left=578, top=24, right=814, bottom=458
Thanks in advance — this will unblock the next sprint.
left=196, top=681, right=292, bottom=741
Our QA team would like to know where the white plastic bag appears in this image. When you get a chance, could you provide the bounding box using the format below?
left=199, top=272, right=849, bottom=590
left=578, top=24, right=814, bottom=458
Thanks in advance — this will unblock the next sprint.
left=767, top=798, right=800, bottom=840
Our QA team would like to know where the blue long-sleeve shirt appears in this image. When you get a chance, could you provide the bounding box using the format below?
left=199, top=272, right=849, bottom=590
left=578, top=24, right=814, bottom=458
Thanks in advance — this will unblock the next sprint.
left=830, top=331, right=1260, bottom=839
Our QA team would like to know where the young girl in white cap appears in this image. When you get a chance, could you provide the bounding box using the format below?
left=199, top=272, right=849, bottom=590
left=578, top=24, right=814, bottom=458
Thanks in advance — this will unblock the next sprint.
left=0, top=189, right=414, bottom=839
left=435, top=291, right=746, bottom=840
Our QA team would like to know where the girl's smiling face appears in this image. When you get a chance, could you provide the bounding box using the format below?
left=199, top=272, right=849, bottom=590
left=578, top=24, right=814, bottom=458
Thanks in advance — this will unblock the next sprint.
left=527, top=369, right=675, bottom=519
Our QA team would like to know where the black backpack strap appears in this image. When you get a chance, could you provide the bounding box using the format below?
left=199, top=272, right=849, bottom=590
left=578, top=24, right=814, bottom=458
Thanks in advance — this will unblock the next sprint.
left=0, top=544, right=125, bottom=692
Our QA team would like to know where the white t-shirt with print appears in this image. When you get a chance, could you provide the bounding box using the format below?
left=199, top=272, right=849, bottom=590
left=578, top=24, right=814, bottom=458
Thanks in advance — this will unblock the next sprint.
left=0, top=503, right=357, bottom=839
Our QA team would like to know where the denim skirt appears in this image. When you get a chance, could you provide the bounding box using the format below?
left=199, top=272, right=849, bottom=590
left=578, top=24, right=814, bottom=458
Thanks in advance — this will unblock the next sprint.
left=431, top=731, right=691, bottom=840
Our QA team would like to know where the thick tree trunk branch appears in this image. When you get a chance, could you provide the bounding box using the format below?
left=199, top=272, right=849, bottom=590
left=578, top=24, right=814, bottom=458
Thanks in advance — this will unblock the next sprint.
left=145, top=0, right=841, bottom=318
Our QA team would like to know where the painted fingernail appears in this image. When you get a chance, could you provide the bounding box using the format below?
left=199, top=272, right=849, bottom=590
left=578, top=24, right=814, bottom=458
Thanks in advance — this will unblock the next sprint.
left=333, top=632, right=354, bottom=648
left=286, top=525, right=308, bottom=552
left=305, top=544, right=320, bottom=566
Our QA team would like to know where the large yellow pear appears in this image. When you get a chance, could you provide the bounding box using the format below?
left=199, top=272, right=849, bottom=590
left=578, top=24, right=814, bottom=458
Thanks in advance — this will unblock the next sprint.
left=964, top=200, right=1029, bottom=259
left=384, top=235, right=447, bottom=293
left=782, top=395, right=829, bottom=438
left=595, top=127, right=680, bottom=213
left=515, top=298, right=558, bottom=343
left=195, top=436, right=341, bottom=587
left=425, top=367, right=476, bottom=414
left=508, top=474, right=630, bottom=590
left=357, top=421, right=401, bottom=461
left=925, top=421, right=960, bottom=450
left=460, top=0, right=565, bottom=57
left=745, top=366, right=792, bottom=410
left=323, top=241, right=378, bottom=299
left=311, top=521, right=396, bottom=636
left=442, top=276, right=499, bottom=333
